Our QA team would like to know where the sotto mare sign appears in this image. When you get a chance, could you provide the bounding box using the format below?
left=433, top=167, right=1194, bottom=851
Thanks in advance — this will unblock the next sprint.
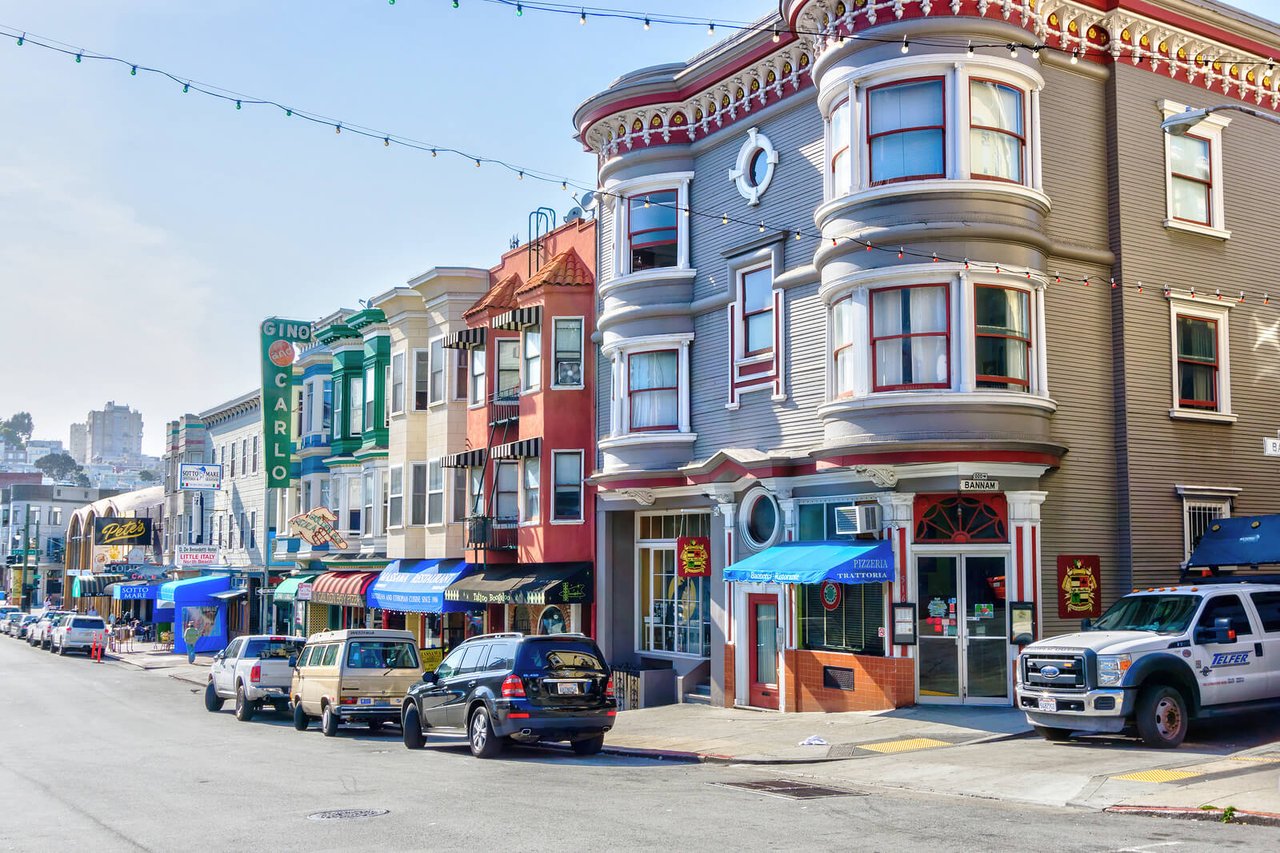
left=260, top=318, right=313, bottom=488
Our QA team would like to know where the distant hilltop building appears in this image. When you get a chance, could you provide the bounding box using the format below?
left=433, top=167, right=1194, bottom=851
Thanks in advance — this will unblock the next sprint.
left=69, top=401, right=144, bottom=465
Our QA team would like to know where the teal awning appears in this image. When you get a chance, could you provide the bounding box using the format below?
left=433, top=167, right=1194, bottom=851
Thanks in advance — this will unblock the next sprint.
left=273, top=573, right=319, bottom=603
left=723, top=540, right=894, bottom=585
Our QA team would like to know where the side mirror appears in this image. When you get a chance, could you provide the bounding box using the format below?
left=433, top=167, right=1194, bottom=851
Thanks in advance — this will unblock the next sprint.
left=213, top=652, right=224, bottom=662
left=421, top=671, right=438, bottom=684
left=1079, top=618, right=1092, bottom=632
left=1194, top=617, right=1235, bottom=645
left=287, top=655, right=298, bottom=669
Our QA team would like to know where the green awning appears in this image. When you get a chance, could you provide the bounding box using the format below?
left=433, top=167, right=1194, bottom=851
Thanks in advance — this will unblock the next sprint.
left=273, top=573, right=319, bottom=603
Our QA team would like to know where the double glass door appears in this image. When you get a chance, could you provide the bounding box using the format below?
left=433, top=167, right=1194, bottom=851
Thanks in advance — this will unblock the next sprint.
left=916, top=555, right=1009, bottom=704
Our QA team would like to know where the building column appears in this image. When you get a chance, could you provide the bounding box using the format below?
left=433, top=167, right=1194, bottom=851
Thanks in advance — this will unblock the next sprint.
left=1005, top=491, right=1048, bottom=627
left=876, top=492, right=915, bottom=660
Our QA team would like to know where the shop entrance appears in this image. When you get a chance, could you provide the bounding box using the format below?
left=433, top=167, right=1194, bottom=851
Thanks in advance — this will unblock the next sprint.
left=916, top=555, right=1009, bottom=704
left=747, top=594, right=780, bottom=710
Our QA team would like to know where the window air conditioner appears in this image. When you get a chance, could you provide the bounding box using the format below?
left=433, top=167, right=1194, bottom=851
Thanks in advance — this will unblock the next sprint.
left=833, top=504, right=882, bottom=536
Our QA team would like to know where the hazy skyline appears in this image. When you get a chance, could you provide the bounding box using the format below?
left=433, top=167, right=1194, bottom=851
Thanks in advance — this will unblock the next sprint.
left=0, top=0, right=1274, bottom=456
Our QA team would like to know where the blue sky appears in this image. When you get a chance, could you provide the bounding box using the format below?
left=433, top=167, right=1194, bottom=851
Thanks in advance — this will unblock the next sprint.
left=0, top=0, right=1275, bottom=455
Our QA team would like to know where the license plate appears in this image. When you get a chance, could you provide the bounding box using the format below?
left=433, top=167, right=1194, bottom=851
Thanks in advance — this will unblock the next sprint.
left=556, top=683, right=581, bottom=695
left=1037, top=697, right=1057, bottom=713
left=358, top=697, right=376, bottom=705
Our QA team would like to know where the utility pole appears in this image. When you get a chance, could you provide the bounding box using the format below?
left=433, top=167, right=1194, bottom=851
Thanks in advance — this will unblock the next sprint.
left=19, top=505, right=30, bottom=611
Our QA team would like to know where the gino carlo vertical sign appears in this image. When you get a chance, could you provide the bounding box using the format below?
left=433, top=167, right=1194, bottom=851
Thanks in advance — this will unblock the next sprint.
left=260, top=318, right=313, bottom=489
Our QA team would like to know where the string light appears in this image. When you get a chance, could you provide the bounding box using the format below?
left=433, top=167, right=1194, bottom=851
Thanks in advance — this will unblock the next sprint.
left=130, top=65, right=137, bottom=76
left=1137, top=281, right=1143, bottom=293
left=1111, top=277, right=1117, bottom=289
left=516, top=3, right=523, bottom=14
left=579, top=9, right=586, bottom=25
left=1239, top=291, right=1246, bottom=303
left=643, top=196, right=651, bottom=207
left=901, top=37, right=910, bottom=54
left=1071, top=49, right=1080, bottom=64
left=182, top=82, right=189, bottom=93
left=897, top=247, right=904, bottom=259
left=235, top=99, right=241, bottom=110
left=643, top=18, right=650, bottom=30
left=1190, top=286, right=1197, bottom=298
left=794, top=230, right=802, bottom=240
left=1008, top=43, right=1018, bottom=58
left=335, top=123, right=342, bottom=134
left=721, top=213, right=728, bottom=225
left=15, top=33, right=22, bottom=46
left=1266, top=293, right=1272, bottom=305
left=476, top=158, right=482, bottom=167
left=384, top=136, right=390, bottom=146
left=932, top=252, right=939, bottom=263
left=452, top=1, right=460, bottom=8
left=707, top=22, right=715, bottom=37
left=772, top=28, right=780, bottom=44
left=967, top=41, right=974, bottom=56
left=964, top=259, right=970, bottom=270
left=74, top=51, right=81, bottom=62
left=759, top=221, right=765, bottom=233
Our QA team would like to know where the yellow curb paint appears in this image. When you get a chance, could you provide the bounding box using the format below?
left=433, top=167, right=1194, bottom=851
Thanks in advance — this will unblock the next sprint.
left=859, top=737, right=952, bottom=754
left=1228, top=755, right=1280, bottom=763
left=1112, top=768, right=1204, bottom=783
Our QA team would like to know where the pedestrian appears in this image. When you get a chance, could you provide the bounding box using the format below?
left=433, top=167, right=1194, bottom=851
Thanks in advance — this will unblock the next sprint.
left=183, top=621, right=199, bottom=664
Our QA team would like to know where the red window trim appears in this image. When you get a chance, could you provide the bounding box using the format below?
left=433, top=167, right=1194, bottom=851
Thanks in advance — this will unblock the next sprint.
left=628, top=190, right=679, bottom=250
left=740, top=264, right=775, bottom=358
left=869, top=283, right=951, bottom=392
left=968, top=78, right=1026, bottom=185
left=627, top=348, right=679, bottom=432
left=974, top=284, right=1032, bottom=389
left=1175, top=314, right=1219, bottom=409
left=831, top=295, right=855, bottom=399
left=1170, top=133, right=1214, bottom=227
left=866, top=77, right=946, bottom=186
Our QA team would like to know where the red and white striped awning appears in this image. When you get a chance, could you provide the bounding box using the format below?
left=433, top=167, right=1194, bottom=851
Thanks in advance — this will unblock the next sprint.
left=309, top=571, right=379, bottom=608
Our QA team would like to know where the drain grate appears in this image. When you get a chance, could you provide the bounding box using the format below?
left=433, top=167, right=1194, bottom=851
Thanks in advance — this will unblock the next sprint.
left=307, top=808, right=390, bottom=822
left=714, top=780, right=864, bottom=800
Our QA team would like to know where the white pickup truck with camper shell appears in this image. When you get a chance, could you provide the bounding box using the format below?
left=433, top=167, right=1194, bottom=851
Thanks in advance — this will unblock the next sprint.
left=1017, top=515, right=1280, bottom=747
left=204, top=634, right=306, bottom=721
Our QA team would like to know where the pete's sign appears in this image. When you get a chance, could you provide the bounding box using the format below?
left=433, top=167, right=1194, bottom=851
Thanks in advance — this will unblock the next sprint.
left=676, top=536, right=711, bottom=578
left=261, top=317, right=313, bottom=489
left=1057, top=555, right=1102, bottom=620
left=93, top=517, right=153, bottom=547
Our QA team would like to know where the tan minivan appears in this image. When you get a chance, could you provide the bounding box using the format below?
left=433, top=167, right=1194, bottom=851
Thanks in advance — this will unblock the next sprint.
left=289, top=628, right=422, bottom=737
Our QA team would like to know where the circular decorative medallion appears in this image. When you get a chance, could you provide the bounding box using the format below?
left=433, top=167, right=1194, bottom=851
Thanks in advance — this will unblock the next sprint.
left=820, top=580, right=842, bottom=612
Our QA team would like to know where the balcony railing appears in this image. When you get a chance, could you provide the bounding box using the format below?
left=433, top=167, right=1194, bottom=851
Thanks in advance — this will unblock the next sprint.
left=466, top=515, right=518, bottom=551
left=490, top=388, right=520, bottom=426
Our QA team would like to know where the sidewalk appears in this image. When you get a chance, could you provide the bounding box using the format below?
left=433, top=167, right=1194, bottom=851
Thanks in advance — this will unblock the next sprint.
left=106, top=645, right=210, bottom=685
left=601, top=702, right=1031, bottom=763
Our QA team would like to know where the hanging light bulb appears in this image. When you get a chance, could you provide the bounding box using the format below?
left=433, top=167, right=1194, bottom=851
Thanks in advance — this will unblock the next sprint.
left=897, top=247, right=904, bottom=259
left=235, top=99, right=241, bottom=110
left=130, top=65, right=137, bottom=76
left=1264, top=292, right=1271, bottom=305
left=759, top=222, right=766, bottom=233
left=580, top=10, right=587, bottom=25
left=562, top=180, right=569, bottom=190
left=476, top=159, right=482, bottom=167
left=795, top=231, right=802, bottom=240
left=964, top=258, right=971, bottom=270
left=967, top=41, right=974, bottom=56
left=644, top=197, right=651, bottom=208
left=182, top=83, right=189, bottom=93
left=75, top=52, right=82, bottom=63
left=1239, top=291, right=1246, bottom=303
left=901, top=37, right=910, bottom=55
left=772, top=28, right=781, bottom=44
left=1008, top=43, right=1018, bottom=58
left=384, top=137, right=390, bottom=147
left=335, top=124, right=342, bottom=134
left=722, top=213, right=728, bottom=225
left=518, top=171, right=524, bottom=180
left=16, top=33, right=24, bottom=46
left=516, top=3, right=523, bottom=15
left=832, top=238, right=838, bottom=247
left=431, top=148, right=438, bottom=157
left=708, top=22, right=716, bottom=37
left=452, top=0, right=460, bottom=8
left=285, top=108, right=292, bottom=117
left=643, top=18, right=650, bottom=31
left=1136, top=281, right=1143, bottom=293
left=1071, top=49, right=1080, bottom=65
left=932, top=252, right=939, bottom=263
left=865, top=243, right=873, bottom=252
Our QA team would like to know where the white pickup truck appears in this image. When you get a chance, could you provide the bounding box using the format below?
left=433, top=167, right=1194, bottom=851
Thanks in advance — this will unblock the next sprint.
left=1017, top=581, right=1280, bottom=747
left=204, top=634, right=306, bottom=722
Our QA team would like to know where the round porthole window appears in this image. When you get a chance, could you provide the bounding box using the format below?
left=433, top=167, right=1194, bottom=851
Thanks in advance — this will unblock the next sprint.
left=731, top=127, right=778, bottom=206
left=742, top=490, right=781, bottom=549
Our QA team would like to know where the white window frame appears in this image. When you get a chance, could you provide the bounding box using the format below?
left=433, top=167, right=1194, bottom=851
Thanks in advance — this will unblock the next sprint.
left=302, top=382, right=315, bottom=434
left=409, top=463, right=426, bottom=526
left=1166, top=294, right=1234, bottom=423
left=412, top=348, right=431, bottom=411
left=428, top=337, right=446, bottom=407
left=349, top=375, right=364, bottom=435
left=362, top=470, right=375, bottom=536
left=452, top=348, right=469, bottom=402
left=610, top=172, right=694, bottom=279
left=551, top=450, right=584, bottom=525
left=387, top=465, right=404, bottom=529
left=364, top=366, right=376, bottom=431
left=601, top=334, right=695, bottom=441
left=551, top=317, right=585, bottom=390
left=1159, top=99, right=1230, bottom=240
left=522, top=324, right=542, bottom=393
left=427, top=459, right=444, bottom=526
left=390, top=352, right=406, bottom=416
left=469, top=347, right=486, bottom=407
left=451, top=467, right=468, bottom=522
left=1177, top=485, right=1238, bottom=561
left=521, top=456, right=541, bottom=524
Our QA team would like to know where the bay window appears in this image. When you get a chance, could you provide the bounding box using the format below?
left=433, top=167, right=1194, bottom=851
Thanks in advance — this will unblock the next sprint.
left=427, top=460, right=444, bottom=525
left=1175, top=315, right=1219, bottom=409
left=740, top=266, right=774, bottom=356
left=413, top=350, right=430, bottom=410
left=628, top=350, right=679, bottom=431
left=453, top=349, right=468, bottom=401
left=552, top=451, right=583, bottom=522
left=870, top=285, right=949, bottom=391
left=627, top=189, right=678, bottom=271
left=974, top=286, right=1030, bottom=390
left=868, top=78, right=945, bottom=185
left=469, top=347, right=486, bottom=405
left=522, top=324, right=541, bottom=392
left=363, top=366, right=375, bottom=431
left=361, top=471, right=374, bottom=535
left=429, top=339, right=445, bottom=405
left=347, top=477, right=361, bottom=534
left=387, top=466, right=404, bottom=528
left=970, top=80, right=1024, bottom=182
left=831, top=296, right=855, bottom=398
left=410, top=462, right=427, bottom=525
left=390, top=353, right=405, bottom=415
left=553, top=318, right=584, bottom=388
left=829, top=96, right=851, bottom=194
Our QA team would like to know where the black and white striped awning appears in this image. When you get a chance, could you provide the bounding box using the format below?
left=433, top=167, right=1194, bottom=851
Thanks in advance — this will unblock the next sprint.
left=492, top=437, right=542, bottom=460
left=443, top=327, right=486, bottom=350
left=443, top=448, right=488, bottom=468
left=491, top=306, right=542, bottom=331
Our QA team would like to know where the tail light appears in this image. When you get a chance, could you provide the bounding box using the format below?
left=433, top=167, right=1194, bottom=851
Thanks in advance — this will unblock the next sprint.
left=501, top=675, right=526, bottom=698
left=340, top=697, right=357, bottom=705
left=250, top=664, right=261, bottom=684
left=605, top=675, right=615, bottom=700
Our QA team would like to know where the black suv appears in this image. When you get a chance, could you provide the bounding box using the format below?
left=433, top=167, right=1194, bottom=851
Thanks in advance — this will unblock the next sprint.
left=401, top=632, right=616, bottom=758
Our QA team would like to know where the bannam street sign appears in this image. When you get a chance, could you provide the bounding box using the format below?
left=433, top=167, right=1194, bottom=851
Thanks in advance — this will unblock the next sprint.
left=180, top=463, right=223, bottom=491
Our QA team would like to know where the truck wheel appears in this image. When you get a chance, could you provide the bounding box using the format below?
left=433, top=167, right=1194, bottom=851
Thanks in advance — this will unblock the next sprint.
left=57, top=641, right=66, bottom=656
left=1033, top=725, right=1073, bottom=742
left=235, top=685, right=256, bottom=722
left=204, top=682, right=225, bottom=712
left=571, top=734, right=605, bottom=756
left=292, top=701, right=310, bottom=731
left=1136, top=685, right=1188, bottom=748
left=321, top=705, right=340, bottom=737
left=402, top=705, right=425, bottom=750
left=468, top=706, right=503, bottom=759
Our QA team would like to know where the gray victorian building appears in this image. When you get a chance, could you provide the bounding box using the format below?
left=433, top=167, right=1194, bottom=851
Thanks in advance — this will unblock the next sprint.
left=577, top=0, right=1280, bottom=711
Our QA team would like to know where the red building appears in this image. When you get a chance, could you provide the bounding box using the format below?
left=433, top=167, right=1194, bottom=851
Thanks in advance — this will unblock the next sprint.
left=442, top=218, right=598, bottom=638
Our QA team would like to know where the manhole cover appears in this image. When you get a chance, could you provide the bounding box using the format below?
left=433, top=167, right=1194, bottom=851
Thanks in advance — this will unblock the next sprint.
left=307, top=808, right=390, bottom=822
left=714, top=780, right=864, bottom=800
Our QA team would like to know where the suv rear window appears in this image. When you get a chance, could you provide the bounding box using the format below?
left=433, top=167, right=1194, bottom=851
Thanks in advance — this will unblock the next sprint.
left=518, top=640, right=606, bottom=673
left=72, top=618, right=103, bottom=629
left=245, top=639, right=305, bottom=659
left=345, top=641, right=419, bottom=669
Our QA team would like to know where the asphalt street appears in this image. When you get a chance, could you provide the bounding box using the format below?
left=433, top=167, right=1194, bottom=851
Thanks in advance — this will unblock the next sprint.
left=2, top=638, right=1279, bottom=852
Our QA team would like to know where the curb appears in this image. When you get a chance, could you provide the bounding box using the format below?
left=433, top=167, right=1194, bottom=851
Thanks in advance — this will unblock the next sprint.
left=1107, top=805, right=1280, bottom=828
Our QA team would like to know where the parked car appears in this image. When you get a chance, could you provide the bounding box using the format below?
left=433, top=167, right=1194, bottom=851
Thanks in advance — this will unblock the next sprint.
left=290, top=629, right=423, bottom=737
left=1018, top=581, right=1280, bottom=747
left=1, top=611, right=25, bottom=635
left=28, top=612, right=69, bottom=649
left=402, top=632, right=617, bottom=759
left=15, top=614, right=39, bottom=639
left=204, top=634, right=306, bottom=721
left=50, top=615, right=107, bottom=656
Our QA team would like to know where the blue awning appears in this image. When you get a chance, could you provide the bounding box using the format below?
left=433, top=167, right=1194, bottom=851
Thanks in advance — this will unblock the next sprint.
left=723, top=540, right=895, bottom=585
left=368, top=559, right=475, bottom=613
left=1186, top=515, right=1280, bottom=569
left=158, top=573, right=231, bottom=603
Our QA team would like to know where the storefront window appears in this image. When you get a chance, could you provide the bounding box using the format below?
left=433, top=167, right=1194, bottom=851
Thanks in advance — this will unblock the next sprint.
left=799, top=582, right=885, bottom=656
left=639, top=547, right=710, bottom=657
